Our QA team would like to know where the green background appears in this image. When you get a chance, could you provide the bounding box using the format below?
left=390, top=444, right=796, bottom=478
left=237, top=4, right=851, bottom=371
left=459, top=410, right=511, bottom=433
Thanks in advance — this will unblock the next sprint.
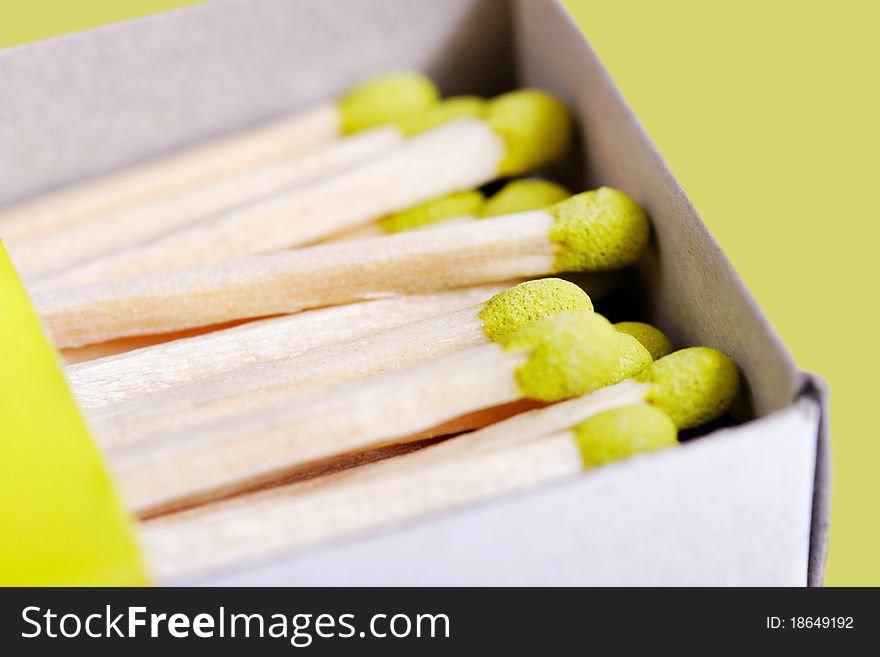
left=0, top=1, right=197, bottom=47
left=1, top=0, right=877, bottom=586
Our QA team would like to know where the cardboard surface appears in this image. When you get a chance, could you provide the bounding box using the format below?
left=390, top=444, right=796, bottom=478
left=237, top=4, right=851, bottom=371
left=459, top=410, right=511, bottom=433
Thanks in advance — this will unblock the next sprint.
left=0, top=0, right=830, bottom=584
left=804, top=372, right=831, bottom=587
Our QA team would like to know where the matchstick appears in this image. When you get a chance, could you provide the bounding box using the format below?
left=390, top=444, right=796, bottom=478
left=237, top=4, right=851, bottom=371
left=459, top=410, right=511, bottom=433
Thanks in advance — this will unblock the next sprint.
left=21, top=90, right=573, bottom=287
left=144, top=410, right=669, bottom=580
left=21, top=128, right=402, bottom=282
left=130, top=336, right=671, bottom=509
left=25, top=97, right=489, bottom=284
left=133, top=399, right=540, bottom=521
left=59, top=323, right=247, bottom=364
left=68, top=283, right=514, bottom=410
left=0, top=71, right=438, bottom=243
left=34, top=187, right=650, bottom=348
left=107, top=311, right=649, bottom=514
left=295, top=344, right=735, bottom=488
left=85, top=279, right=594, bottom=446
left=325, top=178, right=571, bottom=242
left=139, top=347, right=739, bottom=581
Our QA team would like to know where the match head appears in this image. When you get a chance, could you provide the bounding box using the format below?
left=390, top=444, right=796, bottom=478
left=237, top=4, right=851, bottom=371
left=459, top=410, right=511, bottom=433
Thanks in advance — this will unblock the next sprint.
left=573, top=405, right=678, bottom=470
left=396, top=96, right=488, bottom=136
left=379, top=190, right=486, bottom=234
left=503, top=311, right=621, bottom=402
left=479, top=278, right=593, bottom=342
left=338, top=71, right=440, bottom=134
left=604, top=332, right=653, bottom=386
left=635, top=347, right=740, bottom=429
left=548, top=187, right=651, bottom=273
left=480, top=179, right=572, bottom=218
left=614, top=321, right=673, bottom=360
left=487, top=90, right=573, bottom=176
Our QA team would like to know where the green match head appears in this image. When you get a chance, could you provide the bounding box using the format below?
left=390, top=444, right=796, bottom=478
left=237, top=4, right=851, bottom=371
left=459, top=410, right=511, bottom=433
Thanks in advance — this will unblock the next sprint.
left=604, top=332, right=653, bottom=386
left=614, top=321, right=673, bottom=360
left=396, top=96, right=488, bottom=136
left=503, top=311, right=621, bottom=402
left=573, top=405, right=678, bottom=470
left=480, top=179, right=572, bottom=218
left=479, top=278, right=593, bottom=343
left=338, top=71, right=440, bottom=134
left=487, top=90, right=573, bottom=176
left=635, top=347, right=740, bottom=429
left=378, top=190, right=486, bottom=234
left=548, top=187, right=651, bottom=272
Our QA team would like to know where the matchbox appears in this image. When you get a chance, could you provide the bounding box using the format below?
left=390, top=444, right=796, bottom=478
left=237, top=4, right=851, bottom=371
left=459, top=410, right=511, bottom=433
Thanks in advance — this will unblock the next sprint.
left=0, top=0, right=829, bottom=585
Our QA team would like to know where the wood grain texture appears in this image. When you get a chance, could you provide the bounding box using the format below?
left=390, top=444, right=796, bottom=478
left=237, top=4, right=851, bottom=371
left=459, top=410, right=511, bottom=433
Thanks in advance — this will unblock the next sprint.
left=0, top=102, right=339, bottom=243
left=90, top=306, right=488, bottom=447
left=25, top=126, right=401, bottom=283
left=60, top=321, right=247, bottom=364
left=34, top=211, right=554, bottom=347
left=144, top=432, right=581, bottom=581
left=23, top=119, right=505, bottom=285
left=110, top=343, right=527, bottom=514
left=69, top=284, right=509, bottom=409
left=139, top=380, right=649, bottom=580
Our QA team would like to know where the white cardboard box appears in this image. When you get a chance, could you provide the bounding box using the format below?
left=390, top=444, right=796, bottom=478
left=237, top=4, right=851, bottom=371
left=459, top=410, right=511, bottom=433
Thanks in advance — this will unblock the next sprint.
left=0, top=0, right=830, bottom=586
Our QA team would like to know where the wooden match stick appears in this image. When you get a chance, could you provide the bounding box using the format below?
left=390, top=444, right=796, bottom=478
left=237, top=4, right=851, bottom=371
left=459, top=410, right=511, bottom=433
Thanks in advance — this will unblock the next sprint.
left=85, top=279, right=594, bottom=446
left=68, top=283, right=513, bottom=410
left=143, top=408, right=673, bottom=581
left=34, top=187, right=650, bottom=348
left=139, top=347, right=739, bottom=581
left=21, top=128, right=403, bottom=282
left=20, top=90, right=573, bottom=287
left=96, top=314, right=658, bottom=468
left=0, top=71, right=438, bottom=243
left=25, top=97, right=489, bottom=285
left=325, top=178, right=571, bottom=242
left=107, top=312, right=648, bottom=514
left=59, top=322, right=248, bottom=364
left=134, top=400, right=539, bottom=520
left=293, top=345, right=734, bottom=489
left=135, top=339, right=675, bottom=510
